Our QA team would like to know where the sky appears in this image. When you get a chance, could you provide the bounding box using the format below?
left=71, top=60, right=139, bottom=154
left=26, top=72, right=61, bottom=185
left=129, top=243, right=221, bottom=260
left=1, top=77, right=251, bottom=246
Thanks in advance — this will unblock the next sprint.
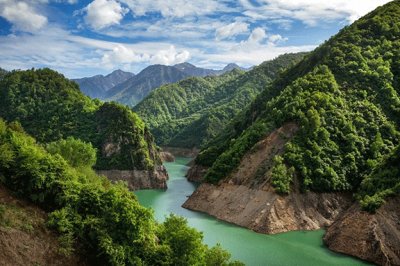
left=0, top=0, right=393, bottom=78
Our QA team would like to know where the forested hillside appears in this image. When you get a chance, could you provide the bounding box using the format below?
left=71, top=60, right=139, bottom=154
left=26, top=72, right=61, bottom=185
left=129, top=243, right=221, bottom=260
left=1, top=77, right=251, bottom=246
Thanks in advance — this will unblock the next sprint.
left=0, top=69, right=159, bottom=171
left=135, top=53, right=306, bottom=148
left=195, top=0, right=400, bottom=209
left=0, top=119, right=242, bottom=266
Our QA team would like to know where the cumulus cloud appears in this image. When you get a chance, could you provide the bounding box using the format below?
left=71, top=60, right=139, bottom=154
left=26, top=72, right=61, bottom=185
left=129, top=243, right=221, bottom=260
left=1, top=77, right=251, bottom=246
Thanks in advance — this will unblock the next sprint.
left=0, top=0, right=47, bottom=32
left=241, top=0, right=392, bottom=26
left=215, top=21, right=249, bottom=41
left=102, top=44, right=149, bottom=66
left=268, top=34, right=287, bottom=44
left=150, top=45, right=190, bottom=65
left=83, top=0, right=128, bottom=30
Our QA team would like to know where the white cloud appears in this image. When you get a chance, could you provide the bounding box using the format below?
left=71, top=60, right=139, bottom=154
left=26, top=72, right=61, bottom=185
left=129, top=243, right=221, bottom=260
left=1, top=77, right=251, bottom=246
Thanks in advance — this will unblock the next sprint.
left=150, top=45, right=190, bottom=65
left=119, top=0, right=223, bottom=17
left=83, top=0, right=128, bottom=30
left=268, top=34, right=287, bottom=44
left=215, top=21, right=249, bottom=41
left=0, top=0, right=47, bottom=32
left=248, top=27, right=267, bottom=43
left=241, top=0, right=392, bottom=25
left=102, top=44, right=149, bottom=66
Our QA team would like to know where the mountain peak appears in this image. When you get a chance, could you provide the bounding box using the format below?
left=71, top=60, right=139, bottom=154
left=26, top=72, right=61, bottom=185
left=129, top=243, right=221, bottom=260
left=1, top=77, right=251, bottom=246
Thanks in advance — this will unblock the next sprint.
left=174, top=62, right=196, bottom=70
left=222, top=63, right=241, bottom=72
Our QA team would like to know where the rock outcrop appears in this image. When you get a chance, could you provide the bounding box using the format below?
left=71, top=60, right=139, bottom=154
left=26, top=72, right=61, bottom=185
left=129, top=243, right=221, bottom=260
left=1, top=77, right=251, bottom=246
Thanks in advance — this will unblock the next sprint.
left=160, top=151, right=175, bottom=162
left=186, top=164, right=208, bottom=183
left=183, top=183, right=352, bottom=234
left=324, top=197, right=400, bottom=266
left=97, top=166, right=168, bottom=190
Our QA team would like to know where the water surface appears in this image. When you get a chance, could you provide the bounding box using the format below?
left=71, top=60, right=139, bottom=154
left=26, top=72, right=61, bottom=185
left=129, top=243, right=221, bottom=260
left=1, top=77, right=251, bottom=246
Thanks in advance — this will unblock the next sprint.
left=135, top=157, right=371, bottom=266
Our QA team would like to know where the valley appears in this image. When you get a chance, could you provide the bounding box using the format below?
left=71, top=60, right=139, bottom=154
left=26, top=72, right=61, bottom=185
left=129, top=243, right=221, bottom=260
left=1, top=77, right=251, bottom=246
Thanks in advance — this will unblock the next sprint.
left=0, top=0, right=399, bottom=265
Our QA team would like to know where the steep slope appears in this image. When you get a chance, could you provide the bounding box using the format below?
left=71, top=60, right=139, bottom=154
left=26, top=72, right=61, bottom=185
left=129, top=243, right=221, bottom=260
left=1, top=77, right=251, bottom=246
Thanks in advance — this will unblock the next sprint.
left=0, top=68, right=167, bottom=189
left=134, top=53, right=306, bottom=148
left=0, top=120, right=241, bottom=266
left=73, top=69, right=134, bottom=99
left=0, top=185, right=87, bottom=266
left=105, top=65, right=189, bottom=106
left=185, top=1, right=400, bottom=264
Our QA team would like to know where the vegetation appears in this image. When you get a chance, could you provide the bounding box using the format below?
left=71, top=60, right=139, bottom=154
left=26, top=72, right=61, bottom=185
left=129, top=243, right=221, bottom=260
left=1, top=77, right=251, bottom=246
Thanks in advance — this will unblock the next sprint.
left=196, top=1, right=400, bottom=209
left=0, top=118, right=242, bottom=265
left=134, top=53, right=307, bottom=148
left=359, top=145, right=400, bottom=212
left=0, top=68, right=160, bottom=171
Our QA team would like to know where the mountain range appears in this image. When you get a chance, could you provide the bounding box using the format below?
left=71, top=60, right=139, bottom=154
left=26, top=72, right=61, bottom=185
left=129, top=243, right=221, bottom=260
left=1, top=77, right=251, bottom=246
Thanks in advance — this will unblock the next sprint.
left=73, top=62, right=248, bottom=106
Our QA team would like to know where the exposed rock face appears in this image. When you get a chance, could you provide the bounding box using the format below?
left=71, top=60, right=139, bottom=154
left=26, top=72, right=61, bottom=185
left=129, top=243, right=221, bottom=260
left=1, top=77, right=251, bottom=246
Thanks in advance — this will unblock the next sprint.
left=97, top=166, right=169, bottom=190
left=183, top=183, right=352, bottom=234
left=186, top=164, right=208, bottom=183
left=324, top=198, right=400, bottom=266
left=160, top=151, right=175, bottom=162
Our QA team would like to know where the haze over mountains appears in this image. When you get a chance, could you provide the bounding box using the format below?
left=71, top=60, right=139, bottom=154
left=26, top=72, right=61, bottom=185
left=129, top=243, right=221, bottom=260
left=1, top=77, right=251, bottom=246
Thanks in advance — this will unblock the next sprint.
left=73, top=62, right=248, bottom=106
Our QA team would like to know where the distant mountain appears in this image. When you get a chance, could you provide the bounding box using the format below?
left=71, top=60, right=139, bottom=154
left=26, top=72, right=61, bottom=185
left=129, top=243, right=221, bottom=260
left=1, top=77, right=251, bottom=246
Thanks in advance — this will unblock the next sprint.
left=104, top=65, right=189, bottom=106
left=73, top=69, right=134, bottom=99
left=104, top=62, right=247, bottom=106
left=173, top=62, right=217, bottom=77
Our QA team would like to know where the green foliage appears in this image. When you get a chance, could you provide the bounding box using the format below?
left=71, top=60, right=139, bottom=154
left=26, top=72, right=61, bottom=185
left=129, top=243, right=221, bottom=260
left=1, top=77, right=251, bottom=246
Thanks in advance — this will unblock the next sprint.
left=0, top=119, right=241, bottom=265
left=46, top=137, right=97, bottom=168
left=158, top=214, right=206, bottom=266
left=271, top=156, right=294, bottom=194
left=358, top=145, right=400, bottom=212
left=0, top=68, right=160, bottom=171
left=134, top=53, right=307, bottom=148
left=198, top=0, right=400, bottom=202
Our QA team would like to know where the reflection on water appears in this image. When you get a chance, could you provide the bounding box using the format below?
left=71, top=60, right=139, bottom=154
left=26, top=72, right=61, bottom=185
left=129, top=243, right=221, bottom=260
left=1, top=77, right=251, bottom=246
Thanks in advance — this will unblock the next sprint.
left=135, top=157, right=371, bottom=266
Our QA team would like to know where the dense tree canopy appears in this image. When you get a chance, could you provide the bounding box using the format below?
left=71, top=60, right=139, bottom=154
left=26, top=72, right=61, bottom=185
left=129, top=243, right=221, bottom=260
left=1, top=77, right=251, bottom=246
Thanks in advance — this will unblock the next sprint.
left=0, top=69, right=160, bottom=170
left=0, top=119, right=242, bottom=265
left=196, top=0, right=400, bottom=210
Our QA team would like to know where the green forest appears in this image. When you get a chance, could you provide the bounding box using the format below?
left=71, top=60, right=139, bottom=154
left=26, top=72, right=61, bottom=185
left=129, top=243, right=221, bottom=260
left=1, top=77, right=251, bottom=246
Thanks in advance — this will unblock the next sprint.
left=0, top=69, right=159, bottom=171
left=0, top=119, right=242, bottom=265
left=134, top=53, right=306, bottom=148
left=195, top=1, right=400, bottom=211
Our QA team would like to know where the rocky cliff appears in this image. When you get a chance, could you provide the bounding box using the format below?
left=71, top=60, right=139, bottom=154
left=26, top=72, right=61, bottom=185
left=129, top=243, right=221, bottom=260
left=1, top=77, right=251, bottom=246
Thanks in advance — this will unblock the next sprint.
left=97, top=165, right=169, bottom=190
left=324, top=197, right=400, bottom=266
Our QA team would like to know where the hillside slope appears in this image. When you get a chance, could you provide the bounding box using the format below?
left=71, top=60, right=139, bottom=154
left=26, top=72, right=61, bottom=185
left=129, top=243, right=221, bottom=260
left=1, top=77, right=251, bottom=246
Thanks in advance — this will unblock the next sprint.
left=184, top=1, right=400, bottom=264
left=0, top=119, right=241, bottom=266
left=0, top=68, right=167, bottom=189
left=134, top=53, right=306, bottom=148
left=0, top=185, right=87, bottom=266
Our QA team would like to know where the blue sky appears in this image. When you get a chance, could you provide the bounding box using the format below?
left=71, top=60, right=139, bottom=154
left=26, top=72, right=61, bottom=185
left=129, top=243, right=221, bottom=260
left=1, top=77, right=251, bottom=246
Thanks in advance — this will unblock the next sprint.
left=0, top=0, right=392, bottom=78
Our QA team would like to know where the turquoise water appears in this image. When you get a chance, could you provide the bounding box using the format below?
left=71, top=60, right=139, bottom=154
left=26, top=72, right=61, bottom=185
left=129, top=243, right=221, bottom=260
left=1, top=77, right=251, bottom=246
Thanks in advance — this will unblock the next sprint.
left=135, top=157, right=372, bottom=266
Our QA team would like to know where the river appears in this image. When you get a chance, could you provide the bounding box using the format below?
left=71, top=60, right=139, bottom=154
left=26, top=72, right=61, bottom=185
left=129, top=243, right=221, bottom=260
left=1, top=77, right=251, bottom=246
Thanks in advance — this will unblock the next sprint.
left=135, top=157, right=372, bottom=266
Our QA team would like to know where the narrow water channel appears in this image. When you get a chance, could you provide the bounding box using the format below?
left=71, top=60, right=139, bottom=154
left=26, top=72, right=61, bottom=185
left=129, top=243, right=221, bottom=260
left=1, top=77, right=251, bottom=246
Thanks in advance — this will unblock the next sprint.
left=135, top=157, right=372, bottom=266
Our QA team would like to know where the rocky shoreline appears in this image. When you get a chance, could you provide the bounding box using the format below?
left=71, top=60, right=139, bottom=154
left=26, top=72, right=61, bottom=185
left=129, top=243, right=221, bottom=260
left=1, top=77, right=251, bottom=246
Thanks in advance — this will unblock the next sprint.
left=97, top=165, right=169, bottom=190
